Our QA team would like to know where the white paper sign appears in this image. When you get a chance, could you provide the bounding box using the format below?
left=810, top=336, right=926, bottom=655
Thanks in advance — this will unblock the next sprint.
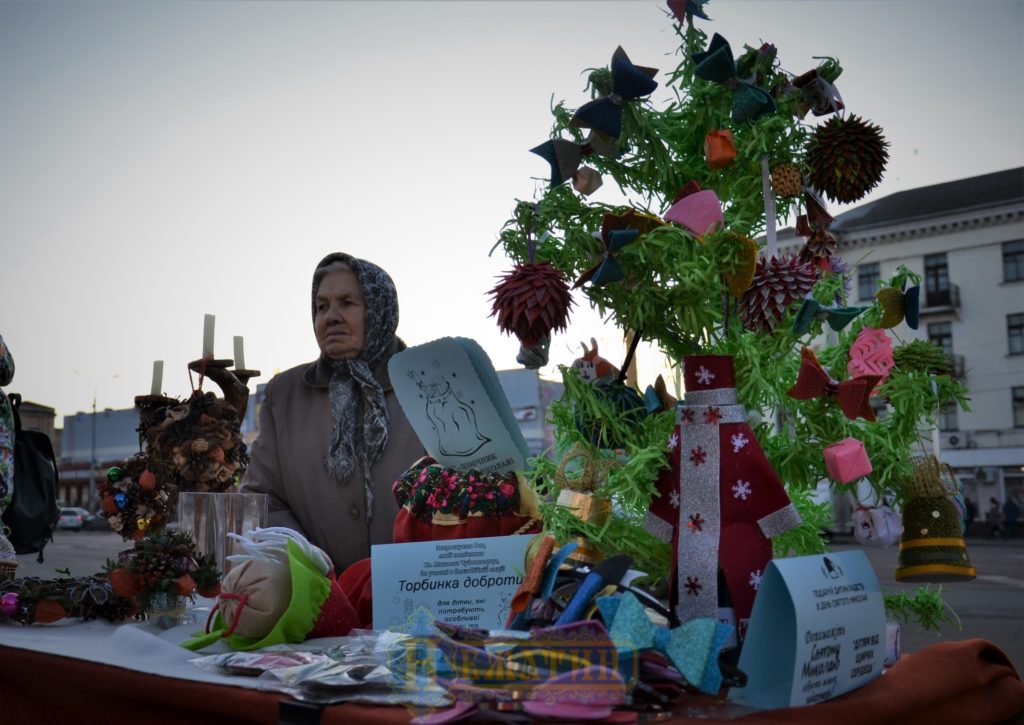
left=729, top=549, right=886, bottom=710
left=371, top=535, right=532, bottom=631
left=389, top=337, right=529, bottom=474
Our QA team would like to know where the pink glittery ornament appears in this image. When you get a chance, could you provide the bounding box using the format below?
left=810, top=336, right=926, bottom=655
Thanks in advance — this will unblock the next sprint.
left=1, top=592, right=19, bottom=616
left=848, top=327, right=894, bottom=390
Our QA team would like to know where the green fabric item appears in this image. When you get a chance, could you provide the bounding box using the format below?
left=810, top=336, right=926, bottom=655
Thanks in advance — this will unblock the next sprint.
left=181, top=538, right=329, bottom=651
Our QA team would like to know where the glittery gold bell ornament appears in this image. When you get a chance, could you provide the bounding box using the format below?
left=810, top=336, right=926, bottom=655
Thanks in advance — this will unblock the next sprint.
left=805, top=114, right=890, bottom=203
left=554, top=442, right=618, bottom=565
left=895, top=455, right=976, bottom=583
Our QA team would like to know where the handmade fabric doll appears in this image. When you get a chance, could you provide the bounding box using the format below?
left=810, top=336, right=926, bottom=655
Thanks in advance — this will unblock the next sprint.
left=182, top=527, right=360, bottom=651
left=646, top=355, right=801, bottom=636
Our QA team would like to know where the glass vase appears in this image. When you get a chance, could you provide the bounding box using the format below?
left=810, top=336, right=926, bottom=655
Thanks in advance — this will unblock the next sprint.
left=177, top=491, right=268, bottom=576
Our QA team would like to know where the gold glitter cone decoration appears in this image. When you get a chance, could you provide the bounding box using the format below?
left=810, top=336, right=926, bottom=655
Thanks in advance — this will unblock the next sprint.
left=805, top=114, right=890, bottom=204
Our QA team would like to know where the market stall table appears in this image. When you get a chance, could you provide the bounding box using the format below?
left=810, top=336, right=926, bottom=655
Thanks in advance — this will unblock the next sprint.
left=1, top=620, right=1022, bottom=725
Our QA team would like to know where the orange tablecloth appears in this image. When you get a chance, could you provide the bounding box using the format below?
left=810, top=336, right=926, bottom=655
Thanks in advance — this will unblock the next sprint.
left=1, top=639, right=1021, bottom=724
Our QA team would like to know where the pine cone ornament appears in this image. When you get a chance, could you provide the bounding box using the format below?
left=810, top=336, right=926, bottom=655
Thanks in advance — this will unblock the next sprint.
left=805, top=114, right=890, bottom=203
left=797, top=227, right=838, bottom=267
left=771, top=163, right=802, bottom=198
left=489, top=261, right=574, bottom=348
left=740, top=255, right=817, bottom=332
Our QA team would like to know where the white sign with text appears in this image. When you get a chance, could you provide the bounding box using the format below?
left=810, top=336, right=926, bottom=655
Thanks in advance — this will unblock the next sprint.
left=371, top=535, right=532, bottom=631
left=729, top=549, right=886, bottom=710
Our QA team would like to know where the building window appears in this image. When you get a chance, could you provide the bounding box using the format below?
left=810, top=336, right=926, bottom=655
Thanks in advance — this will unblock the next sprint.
left=1010, top=313, right=1024, bottom=355
left=1005, top=240, right=1024, bottom=282
left=928, top=321, right=954, bottom=357
left=937, top=400, right=958, bottom=432
left=1013, top=387, right=1024, bottom=428
left=925, top=253, right=949, bottom=293
left=857, top=262, right=880, bottom=301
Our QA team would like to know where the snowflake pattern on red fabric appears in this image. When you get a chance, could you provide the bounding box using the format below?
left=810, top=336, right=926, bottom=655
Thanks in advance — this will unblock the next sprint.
left=703, top=406, right=721, bottom=424
left=667, top=432, right=679, bottom=451
left=732, top=480, right=752, bottom=500
left=689, top=447, right=707, bottom=466
left=687, top=513, right=705, bottom=532
left=695, top=366, right=715, bottom=385
left=685, top=576, right=702, bottom=596
left=749, top=569, right=763, bottom=590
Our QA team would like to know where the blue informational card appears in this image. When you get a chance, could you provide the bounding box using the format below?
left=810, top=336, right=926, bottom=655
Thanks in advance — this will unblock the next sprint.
left=371, top=535, right=533, bottom=631
left=729, top=549, right=887, bottom=710
left=389, top=337, right=530, bottom=474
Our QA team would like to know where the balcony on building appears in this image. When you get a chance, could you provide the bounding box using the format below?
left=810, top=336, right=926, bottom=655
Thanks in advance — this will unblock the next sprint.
left=919, top=282, right=961, bottom=317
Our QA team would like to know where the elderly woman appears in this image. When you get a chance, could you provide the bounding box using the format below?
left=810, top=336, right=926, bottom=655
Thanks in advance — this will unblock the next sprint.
left=240, top=254, right=423, bottom=571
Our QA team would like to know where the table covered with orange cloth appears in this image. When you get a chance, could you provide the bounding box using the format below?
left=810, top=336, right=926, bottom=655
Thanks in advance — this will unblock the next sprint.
left=0, top=633, right=1021, bottom=724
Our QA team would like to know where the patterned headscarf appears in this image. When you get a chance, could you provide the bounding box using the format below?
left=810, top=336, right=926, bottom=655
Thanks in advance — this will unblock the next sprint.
left=312, top=253, right=399, bottom=521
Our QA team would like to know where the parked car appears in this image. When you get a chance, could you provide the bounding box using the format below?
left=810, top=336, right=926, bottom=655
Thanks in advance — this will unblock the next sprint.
left=57, top=507, right=90, bottom=531
left=83, top=512, right=112, bottom=531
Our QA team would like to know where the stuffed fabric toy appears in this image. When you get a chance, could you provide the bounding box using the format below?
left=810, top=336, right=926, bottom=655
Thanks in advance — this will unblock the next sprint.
left=182, top=527, right=360, bottom=650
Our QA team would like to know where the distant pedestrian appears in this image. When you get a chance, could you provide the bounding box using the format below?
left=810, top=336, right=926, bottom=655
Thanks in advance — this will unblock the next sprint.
left=964, top=496, right=978, bottom=537
left=986, top=497, right=1005, bottom=539
left=1003, top=496, right=1020, bottom=539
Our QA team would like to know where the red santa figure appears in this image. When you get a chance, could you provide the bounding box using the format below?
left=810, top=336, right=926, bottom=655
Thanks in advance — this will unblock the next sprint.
left=646, top=355, right=801, bottom=638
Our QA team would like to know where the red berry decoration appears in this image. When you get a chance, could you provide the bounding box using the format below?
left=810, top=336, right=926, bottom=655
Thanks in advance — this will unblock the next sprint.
left=805, top=114, right=890, bottom=204
left=739, top=255, right=817, bottom=333
left=489, top=261, right=574, bottom=347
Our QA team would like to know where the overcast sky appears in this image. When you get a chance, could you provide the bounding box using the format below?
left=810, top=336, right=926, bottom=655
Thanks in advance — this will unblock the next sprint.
left=2, top=0, right=1022, bottom=421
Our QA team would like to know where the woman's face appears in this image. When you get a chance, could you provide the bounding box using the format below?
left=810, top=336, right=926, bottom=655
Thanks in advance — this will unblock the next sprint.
left=314, top=268, right=366, bottom=361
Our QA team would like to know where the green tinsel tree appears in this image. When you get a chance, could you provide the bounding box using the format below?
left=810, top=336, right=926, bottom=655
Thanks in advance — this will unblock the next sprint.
left=490, top=5, right=968, bottom=624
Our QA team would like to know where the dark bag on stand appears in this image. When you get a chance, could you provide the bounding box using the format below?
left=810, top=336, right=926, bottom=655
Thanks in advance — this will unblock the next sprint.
left=1, top=394, right=60, bottom=562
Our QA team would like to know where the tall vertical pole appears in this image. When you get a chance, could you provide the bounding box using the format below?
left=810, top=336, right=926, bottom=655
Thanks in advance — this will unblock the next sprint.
left=89, top=392, right=97, bottom=512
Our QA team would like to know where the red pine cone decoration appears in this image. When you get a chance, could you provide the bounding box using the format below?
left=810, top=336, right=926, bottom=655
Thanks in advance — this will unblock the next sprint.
left=740, top=255, right=817, bottom=332
left=805, top=114, right=890, bottom=204
left=489, top=261, right=573, bottom=348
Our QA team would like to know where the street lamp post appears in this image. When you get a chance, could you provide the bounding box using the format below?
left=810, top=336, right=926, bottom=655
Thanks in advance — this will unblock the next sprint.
left=73, top=370, right=119, bottom=512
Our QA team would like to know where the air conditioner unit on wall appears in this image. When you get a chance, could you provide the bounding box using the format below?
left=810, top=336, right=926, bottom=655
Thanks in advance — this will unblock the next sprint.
left=943, top=432, right=966, bottom=448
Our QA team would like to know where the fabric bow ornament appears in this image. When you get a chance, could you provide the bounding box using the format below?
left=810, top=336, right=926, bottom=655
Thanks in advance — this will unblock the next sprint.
left=875, top=284, right=920, bottom=329
left=574, top=215, right=642, bottom=288
left=792, top=296, right=867, bottom=335
left=691, top=33, right=777, bottom=123
left=664, top=180, right=724, bottom=237
left=643, top=374, right=677, bottom=413
left=597, top=592, right=731, bottom=694
left=667, top=0, right=711, bottom=22
left=787, top=347, right=880, bottom=422
left=792, top=68, right=844, bottom=118
left=570, top=46, right=658, bottom=139
left=530, top=133, right=618, bottom=196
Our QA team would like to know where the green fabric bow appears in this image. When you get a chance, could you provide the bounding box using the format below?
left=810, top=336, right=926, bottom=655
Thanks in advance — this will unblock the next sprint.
left=792, top=296, right=867, bottom=335
left=692, top=33, right=777, bottom=123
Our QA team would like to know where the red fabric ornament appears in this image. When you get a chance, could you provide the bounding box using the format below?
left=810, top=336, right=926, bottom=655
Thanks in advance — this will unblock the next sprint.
left=33, top=600, right=69, bottom=624
left=739, top=255, right=817, bottom=332
left=787, top=347, right=880, bottom=422
left=489, top=261, right=574, bottom=347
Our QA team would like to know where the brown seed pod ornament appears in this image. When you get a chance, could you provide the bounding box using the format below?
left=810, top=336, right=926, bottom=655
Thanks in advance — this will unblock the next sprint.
left=805, top=114, right=890, bottom=204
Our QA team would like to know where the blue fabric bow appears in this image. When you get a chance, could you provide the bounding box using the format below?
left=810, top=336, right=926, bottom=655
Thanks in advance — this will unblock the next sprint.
left=876, top=285, right=921, bottom=330
left=691, top=33, right=776, bottom=123
left=792, top=296, right=867, bottom=335
left=574, top=228, right=640, bottom=288
left=597, top=593, right=732, bottom=694
left=571, top=47, right=658, bottom=139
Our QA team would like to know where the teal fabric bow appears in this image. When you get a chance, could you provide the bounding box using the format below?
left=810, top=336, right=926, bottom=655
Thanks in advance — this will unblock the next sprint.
left=574, top=228, right=640, bottom=288
left=597, top=592, right=732, bottom=694
left=792, top=296, right=867, bottom=335
left=691, top=33, right=776, bottom=123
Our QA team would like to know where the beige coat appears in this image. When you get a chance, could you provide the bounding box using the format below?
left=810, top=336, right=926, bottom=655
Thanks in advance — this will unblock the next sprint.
left=239, top=355, right=423, bottom=571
